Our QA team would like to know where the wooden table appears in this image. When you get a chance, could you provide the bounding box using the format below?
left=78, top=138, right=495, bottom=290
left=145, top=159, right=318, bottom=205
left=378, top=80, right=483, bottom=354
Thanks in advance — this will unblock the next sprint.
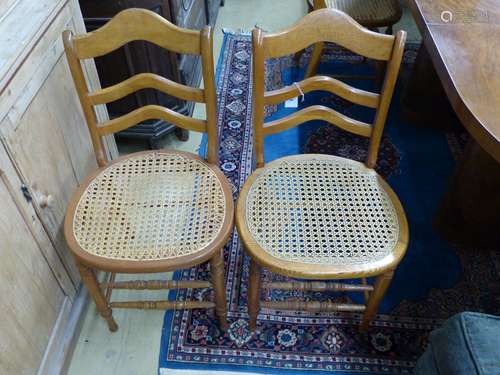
left=407, top=0, right=500, bottom=247
left=409, top=0, right=500, bottom=161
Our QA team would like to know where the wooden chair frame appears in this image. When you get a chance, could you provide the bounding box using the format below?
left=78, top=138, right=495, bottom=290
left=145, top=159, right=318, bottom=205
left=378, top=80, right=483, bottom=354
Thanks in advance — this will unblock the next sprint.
left=236, top=9, right=408, bottom=332
left=303, top=0, right=403, bottom=79
left=63, top=8, right=233, bottom=331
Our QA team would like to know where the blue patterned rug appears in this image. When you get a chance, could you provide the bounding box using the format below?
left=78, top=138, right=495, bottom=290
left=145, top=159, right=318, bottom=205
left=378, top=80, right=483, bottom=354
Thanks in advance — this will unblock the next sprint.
left=158, top=32, right=500, bottom=374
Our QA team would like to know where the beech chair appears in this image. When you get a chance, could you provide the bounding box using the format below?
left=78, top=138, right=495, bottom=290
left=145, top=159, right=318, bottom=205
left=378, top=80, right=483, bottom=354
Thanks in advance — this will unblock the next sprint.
left=236, top=9, right=408, bottom=332
left=63, top=8, right=233, bottom=332
left=303, top=0, right=402, bottom=78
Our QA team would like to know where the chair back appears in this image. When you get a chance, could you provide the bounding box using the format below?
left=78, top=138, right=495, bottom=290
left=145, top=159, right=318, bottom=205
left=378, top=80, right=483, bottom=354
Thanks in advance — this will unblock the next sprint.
left=252, top=8, right=406, bottom=168
left=63, top=8, right=218, bottom=167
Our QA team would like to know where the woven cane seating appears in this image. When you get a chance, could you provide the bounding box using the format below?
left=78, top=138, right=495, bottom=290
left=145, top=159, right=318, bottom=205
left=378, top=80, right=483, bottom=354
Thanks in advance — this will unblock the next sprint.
left=237, top=9, right=408, bottom=332
left=63, top=9, right=232, bottom=332
left=71, top=151, right=228, bottom=262
left=244, top=155, right=400, bottom=267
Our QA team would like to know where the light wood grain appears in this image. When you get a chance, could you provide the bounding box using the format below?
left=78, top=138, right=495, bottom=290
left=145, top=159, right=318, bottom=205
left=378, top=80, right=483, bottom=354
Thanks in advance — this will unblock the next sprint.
left=261, top=301, right=366, bottom=312
left=304, top=0, right=402, bottom=77
left=263, top=8, right=394, bottom=60
left=88, top=73, right=205, bottom=105
left=409, top=0, right=500, bottom=162
left=71, top=8, right=201, bottom=58
left=96, top=105, right=207, bottom=135
left=263, top=105, right=372, bottom=137
left=63, top=11, right=232, bottom=332
left=2, top=59, right=87, bottom=283
left=0, top=1, right=116, bottom=373
left=238, top=9, right=408, bottom=331
left=101, top=280, right=212, bottom=290
left=263, top=281, right=374, bottom=292
left=265, top=75, right=380, bottom=108
left=0, top=0, right=65, bottom=92
left=0, top=166, right=65, bottom=375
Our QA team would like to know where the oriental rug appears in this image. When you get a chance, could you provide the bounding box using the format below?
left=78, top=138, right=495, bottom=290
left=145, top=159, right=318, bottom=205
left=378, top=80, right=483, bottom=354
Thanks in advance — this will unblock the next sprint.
left=159, top=32, right=500, bottom=375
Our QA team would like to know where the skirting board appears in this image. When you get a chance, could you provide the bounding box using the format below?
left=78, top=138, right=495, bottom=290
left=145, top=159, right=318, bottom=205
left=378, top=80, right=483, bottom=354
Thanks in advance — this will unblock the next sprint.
left=37, top=286, right=89, bottom=375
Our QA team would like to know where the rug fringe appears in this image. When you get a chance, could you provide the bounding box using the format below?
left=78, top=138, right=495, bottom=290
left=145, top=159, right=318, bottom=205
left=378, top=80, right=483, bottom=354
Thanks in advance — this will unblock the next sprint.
left=160, top=370, right=262, bottom=375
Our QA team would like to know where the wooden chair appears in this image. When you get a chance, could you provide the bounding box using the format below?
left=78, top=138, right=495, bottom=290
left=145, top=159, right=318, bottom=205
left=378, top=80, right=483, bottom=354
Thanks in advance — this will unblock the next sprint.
left=63, top=8, right=233, bottom=332
left=236, top=9, right=408, bottom=332
left=304, top=0, right=402, bottom=78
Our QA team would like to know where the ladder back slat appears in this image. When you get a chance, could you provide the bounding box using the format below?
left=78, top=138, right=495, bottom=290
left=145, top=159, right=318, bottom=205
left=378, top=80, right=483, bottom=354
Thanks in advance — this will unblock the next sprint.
left=265, top=75, right=380, bottom=108
left=263, top=105, right=372, bottom=137
left=88, top=73, right=205, bottom=105
left=96, top=105, right=207, bottom=136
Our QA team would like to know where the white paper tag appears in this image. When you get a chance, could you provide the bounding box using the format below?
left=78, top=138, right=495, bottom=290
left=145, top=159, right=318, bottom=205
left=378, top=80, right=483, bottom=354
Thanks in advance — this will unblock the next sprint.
left=284, top=97, right=298, bottom=108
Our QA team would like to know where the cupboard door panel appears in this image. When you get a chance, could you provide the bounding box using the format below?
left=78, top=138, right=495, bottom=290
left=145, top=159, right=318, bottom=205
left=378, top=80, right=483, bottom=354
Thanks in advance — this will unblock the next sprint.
left=2, top=56, right=92, bottom=283
left=0, top=167, right=65, bottom=375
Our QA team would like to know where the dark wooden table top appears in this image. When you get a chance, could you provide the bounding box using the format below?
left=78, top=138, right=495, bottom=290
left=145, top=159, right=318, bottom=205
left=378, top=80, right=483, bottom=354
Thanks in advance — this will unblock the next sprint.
left=409, top=0, right=500, bottom=162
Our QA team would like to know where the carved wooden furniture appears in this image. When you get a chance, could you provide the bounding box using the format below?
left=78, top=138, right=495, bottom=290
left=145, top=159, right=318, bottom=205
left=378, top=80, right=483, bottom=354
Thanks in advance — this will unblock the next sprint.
left=79, top=0, right=187, bottom=148
left=79, top=0, right=221, bottom=148
left=63, top=8, right=233, bottom=331
left=0, top=0, right=118, bottom=372
left=304, top=0, right=402, bottom=78
left=236, top=9, right=408, bottom=332
left=407, top=0, right=500, bottom=247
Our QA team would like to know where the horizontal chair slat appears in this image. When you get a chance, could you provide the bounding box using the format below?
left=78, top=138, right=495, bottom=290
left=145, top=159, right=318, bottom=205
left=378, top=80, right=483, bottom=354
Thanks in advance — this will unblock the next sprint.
left=263, top=105, right=372, bottom=137
left=96, top=104, right=207, bottom=135
left=88, top=73, right=205, bottom=105
left=263, top=281, right=374, bottom=292
left=110, top=300, right=216, bottom=310
left=261, top=300, right=366, bottom=313
left=72, top=9, right=200, bottom=58
left=101, top=280, right=212, bottom=290
left=264, top=75, right=379, bottom=108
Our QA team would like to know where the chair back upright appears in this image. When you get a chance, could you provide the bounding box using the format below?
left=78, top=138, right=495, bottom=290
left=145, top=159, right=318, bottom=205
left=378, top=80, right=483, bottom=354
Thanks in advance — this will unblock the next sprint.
left=63, top=8, right=218, bottom=167
left=252, top=8, right=406, bottom=168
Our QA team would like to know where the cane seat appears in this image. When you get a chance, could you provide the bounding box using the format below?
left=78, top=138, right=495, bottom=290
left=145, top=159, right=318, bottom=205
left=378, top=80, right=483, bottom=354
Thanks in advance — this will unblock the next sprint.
left=239, top=154, right=406, bottom=276
left=67, top=150, right=230, bottom=266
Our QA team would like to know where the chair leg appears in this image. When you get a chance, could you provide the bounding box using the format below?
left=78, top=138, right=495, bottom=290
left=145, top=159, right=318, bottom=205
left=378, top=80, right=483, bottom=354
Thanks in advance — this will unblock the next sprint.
left=210, top=249, right=228, bottom=330
left=78, top=263, right=118, bottom=332
left=304, top=42, right=324, bottom=78
left=247, top=259, right=261, bottom=331
left=360, top=270, right=394, bottom=332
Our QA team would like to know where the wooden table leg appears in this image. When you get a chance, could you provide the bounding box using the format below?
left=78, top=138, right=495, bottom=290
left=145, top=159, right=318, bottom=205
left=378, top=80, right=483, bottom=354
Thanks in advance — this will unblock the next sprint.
left=434, top=139, right=500, bottom=248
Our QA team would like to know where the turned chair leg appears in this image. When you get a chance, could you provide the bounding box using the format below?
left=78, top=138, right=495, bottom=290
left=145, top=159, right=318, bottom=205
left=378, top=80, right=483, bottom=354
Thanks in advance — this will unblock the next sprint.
left=360, top=270, right=394, bottom=332
left=78, top=263, right=118, bottom=332
left=247, top=259, right=262, bottom=331
left=304, top=41, right=324, bottom=78
left=210, top=249, right=229, bottom=330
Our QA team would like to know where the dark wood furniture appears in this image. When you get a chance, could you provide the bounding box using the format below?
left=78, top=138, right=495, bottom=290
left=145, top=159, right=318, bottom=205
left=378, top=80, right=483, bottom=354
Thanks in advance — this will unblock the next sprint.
left=237, top=9, right=408, bottom=332
left=79, top=0, right=221, bottom=148
left=406, top=0, right=500, bottom=247
left=63, top=9, right=233, bottom=331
